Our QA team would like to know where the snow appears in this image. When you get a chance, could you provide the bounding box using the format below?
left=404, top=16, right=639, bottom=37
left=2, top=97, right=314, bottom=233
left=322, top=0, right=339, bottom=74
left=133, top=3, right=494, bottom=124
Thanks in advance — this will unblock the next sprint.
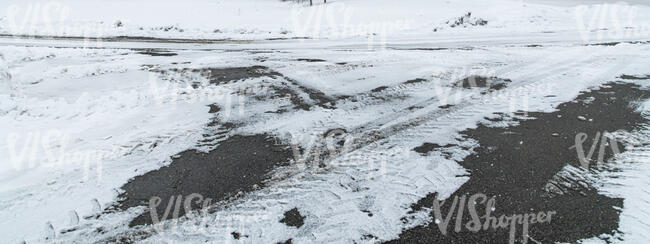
left=0, top=46, right=217, bottom=242
left=0, top=0, right=648, bottom=43
left=0, top=42, right=643, bottom=243
left=590, top=126, right=650, bottom=243
left=0, top=0, right=649, bottom=243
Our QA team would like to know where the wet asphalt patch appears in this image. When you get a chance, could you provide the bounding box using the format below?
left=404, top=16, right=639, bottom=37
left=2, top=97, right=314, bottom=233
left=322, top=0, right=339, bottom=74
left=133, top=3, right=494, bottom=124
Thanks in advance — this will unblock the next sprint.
left=198, top=66, right=336, bottom=110
left=585, top=41, right=649, bottom=47
left=619, top=74, right=650, bottom=80
left=391, top=47, right=475, bottom=51
left=279, top=76, right=337, bottom=110
left=158, top=65, right=336, bottom=110
left=137, top=50, right=178, bottom=56
left=231, top=231, right=249, bottom=240
left=277, top=239, right=293, bottom=244
left=587, top=42, right=621, bottom=46
left=269, top=84, right=313, bottom=111
left=155, top=66, right=281, bottom=87
left=117, top=134, right=293, bottom=227
left=280, top=208, right=306, bottom=228
left=388, top=82, right=649, bottom=243
left=455, top=75, right=512, bottom=91
left=340, top=77, right=431, bottom=104
left=403, top=78, right=427, bottom=85
left=196, top=66, right=281, bottom=85
left=296, top=58, right=326, bottom=62
left=371, top=86, right=389, bottom=93
left=207, top=104, right=220, bottom=113
left=413, top=143, right=455, bottom=156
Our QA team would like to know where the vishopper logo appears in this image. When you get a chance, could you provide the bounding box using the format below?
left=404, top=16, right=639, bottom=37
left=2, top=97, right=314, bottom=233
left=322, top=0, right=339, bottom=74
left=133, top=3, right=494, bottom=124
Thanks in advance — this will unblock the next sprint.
left=571, top=131, right=620, bottom=168
left=430, top=68, right=554, bottom=117
left=5, top=129, right=124, bottom=181
left=5, top=1, right=105, bottom=47
left=290, top=2, right=413, bottom=50
left=430, top=68, right=498, bottom=105
left=148, top=193, right=269, bottom=241
left=575, top=3, right=650, bottom=43
left=289, top=128, right=354, bottom=169
left=147, top=72, right=249, bottom=121
left=432, top=193, right=556, bottom=244
left=570, top=129, right=648, bottom=168
left=149, top=193, right=213, bottom=230
left=6, top=1, right=70, bottom=36
left=289, top=129, right=409, bottom=180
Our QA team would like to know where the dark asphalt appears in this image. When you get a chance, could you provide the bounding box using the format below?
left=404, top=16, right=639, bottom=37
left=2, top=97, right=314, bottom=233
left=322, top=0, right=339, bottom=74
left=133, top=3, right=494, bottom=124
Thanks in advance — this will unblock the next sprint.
left=117, top=134, right=293, bottom=227
left=388, top=81, right=649, bottom=243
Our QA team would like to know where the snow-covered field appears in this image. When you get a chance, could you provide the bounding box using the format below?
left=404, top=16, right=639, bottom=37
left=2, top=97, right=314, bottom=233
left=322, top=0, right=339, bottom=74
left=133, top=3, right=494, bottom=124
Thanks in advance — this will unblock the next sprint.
left=0, top=0, right=648, bottom=42
left=1, top=0, right=649, bottom=243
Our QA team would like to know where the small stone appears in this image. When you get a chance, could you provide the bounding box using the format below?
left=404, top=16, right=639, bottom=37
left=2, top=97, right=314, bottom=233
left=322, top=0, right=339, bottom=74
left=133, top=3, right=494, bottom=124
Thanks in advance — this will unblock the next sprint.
left=577, top=116, right=587, bottom=121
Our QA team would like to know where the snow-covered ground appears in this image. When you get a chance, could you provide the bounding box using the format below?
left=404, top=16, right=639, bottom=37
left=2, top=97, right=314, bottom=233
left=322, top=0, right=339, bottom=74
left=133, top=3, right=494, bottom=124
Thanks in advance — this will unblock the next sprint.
left=1, top=0, right=649, bottom=243
left=0, top=0, right=648, bottom=42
